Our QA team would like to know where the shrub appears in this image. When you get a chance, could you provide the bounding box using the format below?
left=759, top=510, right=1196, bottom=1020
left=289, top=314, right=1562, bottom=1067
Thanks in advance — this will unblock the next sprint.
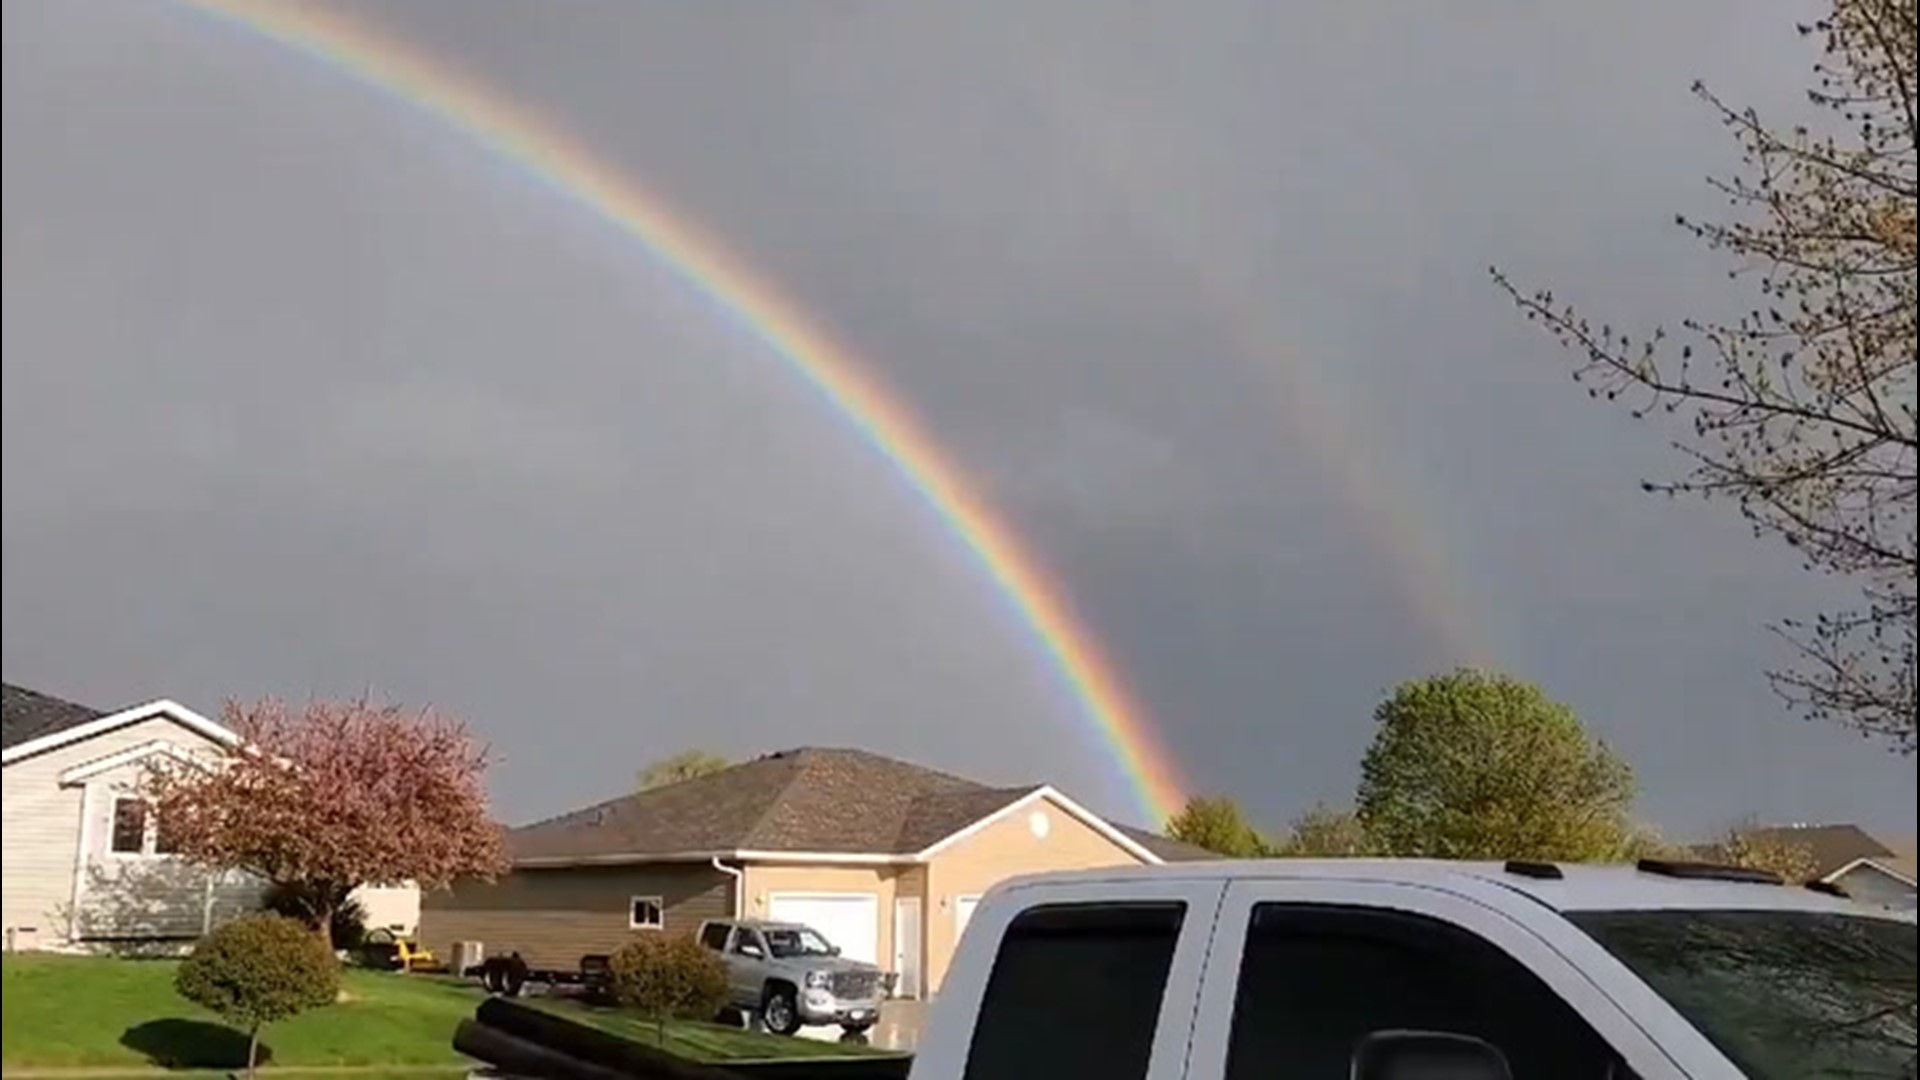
left=176, top=913, right=340, bottom=1078
left=260, top=882, right=369, bottom=952
left=607, top=933, right=730, bottom=1044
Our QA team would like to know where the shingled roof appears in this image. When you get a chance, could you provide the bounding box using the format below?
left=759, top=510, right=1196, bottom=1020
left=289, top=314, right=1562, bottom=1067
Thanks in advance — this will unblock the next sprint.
left=1694, top=823, right=1904, bottom=881
left=510, top=747, right=1176, bottom=864
left=2, top=682, right=105, bottom=751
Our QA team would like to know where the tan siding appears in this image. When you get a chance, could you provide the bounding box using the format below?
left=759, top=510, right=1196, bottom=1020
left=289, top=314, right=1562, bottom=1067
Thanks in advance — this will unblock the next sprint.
left=419, top=864, right=732, bottom=970
left=740, top=864, right=903, bottom=969
left=923, top=796, right=1147, bottom=991
left=3, top=716, right=240, bottom=946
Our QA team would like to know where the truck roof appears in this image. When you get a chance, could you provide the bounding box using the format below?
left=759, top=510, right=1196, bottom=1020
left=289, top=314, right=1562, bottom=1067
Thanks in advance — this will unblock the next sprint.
left=997, top=858, right=1918, bottom=921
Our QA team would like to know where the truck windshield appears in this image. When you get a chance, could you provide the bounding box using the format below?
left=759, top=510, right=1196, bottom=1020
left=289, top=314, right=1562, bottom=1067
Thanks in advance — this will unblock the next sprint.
left=1569, top=909, right=1916, bottom=1078
left=763, top=927, right=836, bottom=958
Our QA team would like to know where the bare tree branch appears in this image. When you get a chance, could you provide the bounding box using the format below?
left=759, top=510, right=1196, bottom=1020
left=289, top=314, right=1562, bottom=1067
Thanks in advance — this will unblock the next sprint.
left=1493, top=0, right=1917, bottom=753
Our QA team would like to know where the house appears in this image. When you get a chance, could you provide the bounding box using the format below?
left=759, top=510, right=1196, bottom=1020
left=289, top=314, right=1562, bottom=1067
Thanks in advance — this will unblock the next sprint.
left=419, top=747, right=1211, bottom=996
left=1, top=682, right=421, bottom=950
left=1697, top=822, right=1916, bottom=910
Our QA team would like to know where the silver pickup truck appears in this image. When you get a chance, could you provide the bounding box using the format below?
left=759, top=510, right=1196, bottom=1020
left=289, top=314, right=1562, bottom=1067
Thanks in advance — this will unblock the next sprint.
left=696, top=917, right=891, bottom=1038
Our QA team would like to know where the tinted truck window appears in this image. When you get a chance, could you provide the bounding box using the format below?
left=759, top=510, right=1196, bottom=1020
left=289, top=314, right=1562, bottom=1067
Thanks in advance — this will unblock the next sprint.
left=963, top=901, right=1185, bottom=1080
left=1225, top=904, right=1622, bottom=1078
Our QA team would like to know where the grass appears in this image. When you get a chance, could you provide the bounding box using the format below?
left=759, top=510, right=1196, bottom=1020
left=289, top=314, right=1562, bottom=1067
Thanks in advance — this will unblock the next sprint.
left=525, top=997, right=904, bottom=1062
left=2, top=953, right=476, bottom=1070
left=4, top=954, right=902, bottom=1071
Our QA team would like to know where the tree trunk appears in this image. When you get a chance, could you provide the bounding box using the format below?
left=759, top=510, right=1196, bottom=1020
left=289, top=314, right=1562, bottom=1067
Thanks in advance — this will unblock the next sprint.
left=311, top=898, right=335, bottom=953
left=246, top=1024, right=261, bottom=1080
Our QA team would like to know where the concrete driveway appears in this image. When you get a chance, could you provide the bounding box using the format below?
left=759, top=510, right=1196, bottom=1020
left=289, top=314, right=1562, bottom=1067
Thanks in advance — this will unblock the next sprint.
left=796, top=999, right=927, bottom=1052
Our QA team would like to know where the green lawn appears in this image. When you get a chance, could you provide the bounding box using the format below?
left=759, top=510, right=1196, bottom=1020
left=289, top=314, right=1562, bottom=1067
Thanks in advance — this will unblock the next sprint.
left=524, top=998, right=903, bottom=1063
left=3, top=954, right=900, bottom=1072
left=2, top=954, right=476, bottom=1070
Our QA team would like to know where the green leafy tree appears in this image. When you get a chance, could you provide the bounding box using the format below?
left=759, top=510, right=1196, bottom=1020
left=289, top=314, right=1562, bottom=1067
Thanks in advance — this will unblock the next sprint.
left=607, top=934, right=730, bottom=1045
left=1166, top=795, right=1274, bottom=857
left=1356, top=669, right=1639, bottom=861
left=1273, top=803, right=1380, bottom=857
left=1494, top=0, right=1917, bottom=753
left=636, top=750, right=732, bottom=791
left=175, top=914, right=340, bottom=1079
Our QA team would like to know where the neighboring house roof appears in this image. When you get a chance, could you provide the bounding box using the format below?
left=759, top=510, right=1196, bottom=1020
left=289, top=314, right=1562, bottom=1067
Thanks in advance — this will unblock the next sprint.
left=510, top=746, right=1161, bottom=865
left=1112, top=824, right=1218, bottom=863
left=2, top=682, right=105, bottom=750
left=1694, top=823, right=1912, bottom=885
left=1, top=683, right=235, bottom=766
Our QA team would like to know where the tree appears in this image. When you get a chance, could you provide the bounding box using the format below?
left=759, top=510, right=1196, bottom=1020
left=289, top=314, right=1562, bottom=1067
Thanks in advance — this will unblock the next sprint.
left=175, top=914, right=340, bottom=1079
left=1272, top=803, right=1380, bottom=857
left=146, top=697, right=509, bottom=949
left=1494, top=0, right=1917, bottom=754
left=1166, top=795, right=1274, bottom=857
left=606, top=934, right=730, bottom=1046
left=1356, top=670, right=1639, bottom=861
left=636, top=750, right=732, bottom=791
left=1711, top=820, right=1823, bottom=883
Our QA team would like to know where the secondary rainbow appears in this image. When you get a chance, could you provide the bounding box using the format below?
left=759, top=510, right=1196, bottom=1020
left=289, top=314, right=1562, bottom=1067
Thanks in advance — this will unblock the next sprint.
left=174, top=0, right=1191, bottom=825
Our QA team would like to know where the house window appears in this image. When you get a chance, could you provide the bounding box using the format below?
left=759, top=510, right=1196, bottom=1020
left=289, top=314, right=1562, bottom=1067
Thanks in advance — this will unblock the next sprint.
left=152, top=809, right=186, bottom=855
left=109, top=797, right=150, bottom=855
left=629, top=896, right=665, bottom=930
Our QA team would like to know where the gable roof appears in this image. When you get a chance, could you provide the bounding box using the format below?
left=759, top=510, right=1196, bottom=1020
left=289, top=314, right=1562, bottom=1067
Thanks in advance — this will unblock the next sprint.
left=3, top=683, right=105, bottom=750
left=510, top=747, right=1161, bottom=866
left=1694, top=823, right=1905, bottom=883
left=1, top=684, right=235, bottom=766
left=1749, top=824, right=1897, bottom=881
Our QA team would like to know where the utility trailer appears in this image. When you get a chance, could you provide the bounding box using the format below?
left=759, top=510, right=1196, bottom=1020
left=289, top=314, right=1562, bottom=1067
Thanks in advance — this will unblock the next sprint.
left=464, top=953, right=615, bottom=999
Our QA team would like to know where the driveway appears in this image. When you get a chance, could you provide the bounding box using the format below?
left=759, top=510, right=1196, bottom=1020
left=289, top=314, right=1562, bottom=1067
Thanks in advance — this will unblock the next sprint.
left=795, top=999, right=927, bottom=1052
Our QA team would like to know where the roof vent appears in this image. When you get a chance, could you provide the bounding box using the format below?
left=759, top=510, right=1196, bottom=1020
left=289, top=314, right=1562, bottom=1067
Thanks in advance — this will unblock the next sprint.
left=590, top=807, right=610, bottom=827
left=1636, top=858, right=1782, bottom=885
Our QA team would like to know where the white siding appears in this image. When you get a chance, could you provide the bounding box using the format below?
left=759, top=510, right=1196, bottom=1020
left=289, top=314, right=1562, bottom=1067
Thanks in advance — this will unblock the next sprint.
left=2, top=716, right=264, bottom=946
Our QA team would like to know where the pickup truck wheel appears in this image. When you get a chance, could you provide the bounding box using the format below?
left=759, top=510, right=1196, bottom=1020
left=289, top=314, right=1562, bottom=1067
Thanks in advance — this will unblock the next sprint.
left=761, top=984, right=802, bottom=1036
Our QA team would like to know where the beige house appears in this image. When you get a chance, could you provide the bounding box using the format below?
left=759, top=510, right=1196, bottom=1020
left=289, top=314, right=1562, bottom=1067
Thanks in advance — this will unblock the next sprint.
left=420, top=747, right=1208, bottom=996
left=2, top=682, right=421, bottom=950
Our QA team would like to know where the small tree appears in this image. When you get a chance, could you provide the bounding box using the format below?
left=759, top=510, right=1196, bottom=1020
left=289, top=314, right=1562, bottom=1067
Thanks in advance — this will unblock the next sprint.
left=637, top=750, right=732, bottom=791
left=1357, top=669, right=1639, bottom=861
left=1166, top=795, right=1275, bottom=858
left=176, top=914, right=340, bottom=1079
left=1272, top=804, right=1380, bottom=858
left=146, top=697, right=510, bottom=949
left=1712, top=821, right=1823, bottom=883
left=607, top=934, right=730, bottom=1046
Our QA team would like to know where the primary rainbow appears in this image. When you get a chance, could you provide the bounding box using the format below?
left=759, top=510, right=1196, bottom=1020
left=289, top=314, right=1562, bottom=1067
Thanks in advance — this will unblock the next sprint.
left=174, top=0, right=1192, bottom=826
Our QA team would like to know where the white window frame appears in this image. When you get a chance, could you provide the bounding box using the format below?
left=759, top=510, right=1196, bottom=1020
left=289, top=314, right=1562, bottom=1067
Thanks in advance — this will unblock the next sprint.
left=628, top=895, right=665, bottom=930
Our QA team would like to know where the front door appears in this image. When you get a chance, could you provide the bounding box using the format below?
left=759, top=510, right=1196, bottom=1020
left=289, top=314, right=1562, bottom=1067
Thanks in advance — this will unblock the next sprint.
left=893, top=897, right=923, bottom=998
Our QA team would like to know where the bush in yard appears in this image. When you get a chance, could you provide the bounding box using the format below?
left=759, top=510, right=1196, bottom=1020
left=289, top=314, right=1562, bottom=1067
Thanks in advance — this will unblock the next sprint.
left=607, top=933, right=730, bottom=1045
left=176, top=913, right=341, bottom=1079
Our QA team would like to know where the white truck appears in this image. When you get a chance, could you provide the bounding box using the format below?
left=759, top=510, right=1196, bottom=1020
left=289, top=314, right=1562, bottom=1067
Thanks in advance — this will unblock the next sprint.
left=905, top=857, right=1916, bottom=1080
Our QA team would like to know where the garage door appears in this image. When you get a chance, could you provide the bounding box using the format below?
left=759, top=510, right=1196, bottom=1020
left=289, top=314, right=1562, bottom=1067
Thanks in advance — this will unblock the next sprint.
left=766, top=893, right=881, bottom=965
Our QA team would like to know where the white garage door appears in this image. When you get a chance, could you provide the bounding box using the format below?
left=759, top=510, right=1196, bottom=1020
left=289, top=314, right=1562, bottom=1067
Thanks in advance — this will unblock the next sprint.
left=767, top=893, right=881, bottom=965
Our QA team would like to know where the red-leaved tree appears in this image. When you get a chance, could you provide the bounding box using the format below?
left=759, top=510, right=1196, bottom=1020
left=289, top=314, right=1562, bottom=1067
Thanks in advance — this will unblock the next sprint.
left=146, top=697, right=510, bottom=949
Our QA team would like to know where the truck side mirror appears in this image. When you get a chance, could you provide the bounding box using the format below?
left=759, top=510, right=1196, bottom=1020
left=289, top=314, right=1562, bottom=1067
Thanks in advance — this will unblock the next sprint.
left=739, top=942, right=764, bottom=959
left=1352, top=1030, right=1512, bottom=1080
